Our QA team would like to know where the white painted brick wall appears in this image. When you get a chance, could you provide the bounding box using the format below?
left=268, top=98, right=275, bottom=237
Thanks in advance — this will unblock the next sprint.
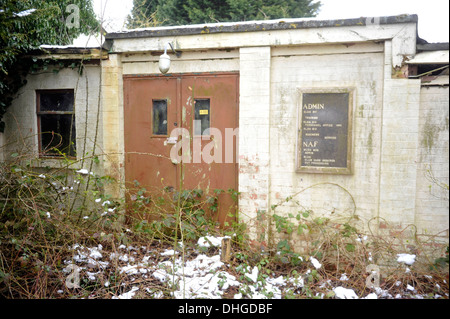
left=269, top=50, right=385, bottom=234
left=238, top=47, right=271, bottom=243
left=415, top=85, right=449, bottom=237
left=379, top=79, right=421, bottom=227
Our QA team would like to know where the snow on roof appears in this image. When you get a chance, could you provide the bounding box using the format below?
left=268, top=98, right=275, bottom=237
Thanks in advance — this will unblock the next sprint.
left=106, top=14, right=418, bottom=40
left=39, top=33, right=104, bottom=50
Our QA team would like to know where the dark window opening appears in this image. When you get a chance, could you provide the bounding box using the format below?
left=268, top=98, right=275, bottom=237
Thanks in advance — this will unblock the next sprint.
left=194, top=99, right=210, bottom=136
left=37, top=90, right=76, bottom=157
left=152, top=99, right=168, bottom=135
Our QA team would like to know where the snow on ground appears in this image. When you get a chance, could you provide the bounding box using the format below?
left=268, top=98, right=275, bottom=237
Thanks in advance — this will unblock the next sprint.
left=397, top=253, right=416, bottom=266
left=61, top=235, right=447, bottom=299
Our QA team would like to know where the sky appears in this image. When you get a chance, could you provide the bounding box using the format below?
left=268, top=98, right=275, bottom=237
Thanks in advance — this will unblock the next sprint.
left=92, top=0, right=449, bottom=43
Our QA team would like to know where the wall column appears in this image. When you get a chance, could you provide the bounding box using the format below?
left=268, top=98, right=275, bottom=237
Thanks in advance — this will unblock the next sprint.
left=101, top=54, right=125, bottom=198
left=238, top=46, right=271, bottom=248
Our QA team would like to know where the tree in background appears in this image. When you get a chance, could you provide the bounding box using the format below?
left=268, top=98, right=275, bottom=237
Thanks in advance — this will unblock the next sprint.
left=0, top=0, right=99, bottom=132
left=127, top=0, right=321, bottom=28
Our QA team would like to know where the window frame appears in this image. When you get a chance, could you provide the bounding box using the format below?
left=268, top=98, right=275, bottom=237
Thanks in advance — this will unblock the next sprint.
left=193, top=97, right=212, bottom=138
left=151, top=99, right=169, bottom=137
left=36, top=89, right=76, bottom=158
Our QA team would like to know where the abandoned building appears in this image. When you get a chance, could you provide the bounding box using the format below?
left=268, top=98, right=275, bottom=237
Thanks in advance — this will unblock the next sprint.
left=1, top=14, right=448, bottom=251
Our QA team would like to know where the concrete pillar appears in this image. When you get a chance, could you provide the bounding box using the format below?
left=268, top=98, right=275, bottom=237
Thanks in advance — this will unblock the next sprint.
left=238, top=46, right=271, bottom=248
left=101, top=54, right=125, bottom=198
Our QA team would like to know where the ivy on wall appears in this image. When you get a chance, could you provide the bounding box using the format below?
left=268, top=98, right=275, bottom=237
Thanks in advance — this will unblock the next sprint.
left=0, top=0, right=99, bottom=132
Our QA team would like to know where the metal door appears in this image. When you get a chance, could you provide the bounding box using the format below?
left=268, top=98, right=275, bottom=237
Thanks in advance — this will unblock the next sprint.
left=124, top=76, right=179, bottom=221
left=123, top=73, right=239, bottom=227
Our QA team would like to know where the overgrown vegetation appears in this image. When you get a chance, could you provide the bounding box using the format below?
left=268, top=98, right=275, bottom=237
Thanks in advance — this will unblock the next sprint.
left=0, top=149, right=448, bottom=299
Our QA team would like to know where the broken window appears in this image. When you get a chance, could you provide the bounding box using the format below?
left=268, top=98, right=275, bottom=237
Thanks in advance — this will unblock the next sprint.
left=152, top=99, right=168, bottom=135
left=37, top=90, right=76, bottom=157
left=194, top=99, right=210, bottom=136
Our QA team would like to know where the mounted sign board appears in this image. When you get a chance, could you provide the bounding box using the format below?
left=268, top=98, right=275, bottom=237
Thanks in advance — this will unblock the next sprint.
left=296, top=88, right=354, bottom=174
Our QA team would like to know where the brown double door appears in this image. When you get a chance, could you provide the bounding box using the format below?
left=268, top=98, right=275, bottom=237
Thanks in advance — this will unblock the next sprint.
left=124, top=73, right=239, bottom=227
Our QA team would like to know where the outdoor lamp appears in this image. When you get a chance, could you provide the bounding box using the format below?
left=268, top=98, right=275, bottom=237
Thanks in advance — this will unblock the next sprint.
left=159, top=42, right=179, bottom=74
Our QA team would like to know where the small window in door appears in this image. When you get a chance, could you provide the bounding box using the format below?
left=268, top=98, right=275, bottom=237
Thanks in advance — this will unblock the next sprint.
left=194, top=99, right=210, bottom=136
left=152, top=99, right=168, bottom=135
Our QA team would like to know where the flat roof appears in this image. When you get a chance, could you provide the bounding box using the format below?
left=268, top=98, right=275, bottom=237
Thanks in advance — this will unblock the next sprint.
left=106, top=14, right=418, bottom=40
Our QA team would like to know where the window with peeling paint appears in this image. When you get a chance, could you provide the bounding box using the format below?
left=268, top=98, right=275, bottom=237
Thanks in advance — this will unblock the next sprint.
left=36, top=89, right=76, bottom=157
left=152, top=99, right=168, bottom=135
left=194, top=99, right=210, bottom=136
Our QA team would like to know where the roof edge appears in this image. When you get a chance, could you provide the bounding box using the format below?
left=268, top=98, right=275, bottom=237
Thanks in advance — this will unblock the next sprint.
left=106, top=14, right=418, bottom=40
left=28, top=47, right=108, bottom=60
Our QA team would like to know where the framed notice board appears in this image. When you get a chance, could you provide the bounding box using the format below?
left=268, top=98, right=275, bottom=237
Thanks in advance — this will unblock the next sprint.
left=296, top=88, right=354, bottom=174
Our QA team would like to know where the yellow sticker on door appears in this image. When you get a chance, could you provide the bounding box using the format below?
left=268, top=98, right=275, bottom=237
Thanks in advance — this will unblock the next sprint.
left=199, top=109, right=208, bottom=115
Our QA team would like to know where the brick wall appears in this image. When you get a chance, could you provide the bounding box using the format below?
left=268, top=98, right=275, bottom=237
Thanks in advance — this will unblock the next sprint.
left=415, top=84, right=449, bottom=240
left=238, top=47, right=271, bottom=246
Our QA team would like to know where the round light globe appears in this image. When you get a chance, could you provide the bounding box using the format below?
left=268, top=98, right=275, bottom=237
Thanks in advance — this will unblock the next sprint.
left=159, top=53, right=171, bottom=74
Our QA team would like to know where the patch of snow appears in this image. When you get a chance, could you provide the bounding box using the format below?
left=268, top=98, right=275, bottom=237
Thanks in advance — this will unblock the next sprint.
left=61, top=234, right=439, bottom=300
left=88, top=247, right=102, bottom=259
left=397, top=253, right=416, bottom=265
left=197, top=235, right=229, bottom=248
left=120, top=265, right=141, bottom=275
left=339, top=273, right=349, bottom=281
left=267, top=276, right=286, bottom=286
left=333, top=286, right=358, bottom=299
left=102, top=200, right=111, bottom=206
left=14, top=9, right=36, bottom=17
left=160, top=249, right=178, bottom=256
left=152, top=269, right=169, bottom=283
left=310, top=256, right=322, bottom=269
left=374, top=287, right=393, bottom=298
left=245, top=266, right=259, bottom=283
left=76, top=169, right=89, bottom=175
left=112, top=286, right=139, bottom=299
left=86, top=271, right=98, bottom=281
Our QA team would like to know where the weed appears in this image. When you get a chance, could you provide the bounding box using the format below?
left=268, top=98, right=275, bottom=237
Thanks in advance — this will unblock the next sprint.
left=0, top=150, right=448, bottom=299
